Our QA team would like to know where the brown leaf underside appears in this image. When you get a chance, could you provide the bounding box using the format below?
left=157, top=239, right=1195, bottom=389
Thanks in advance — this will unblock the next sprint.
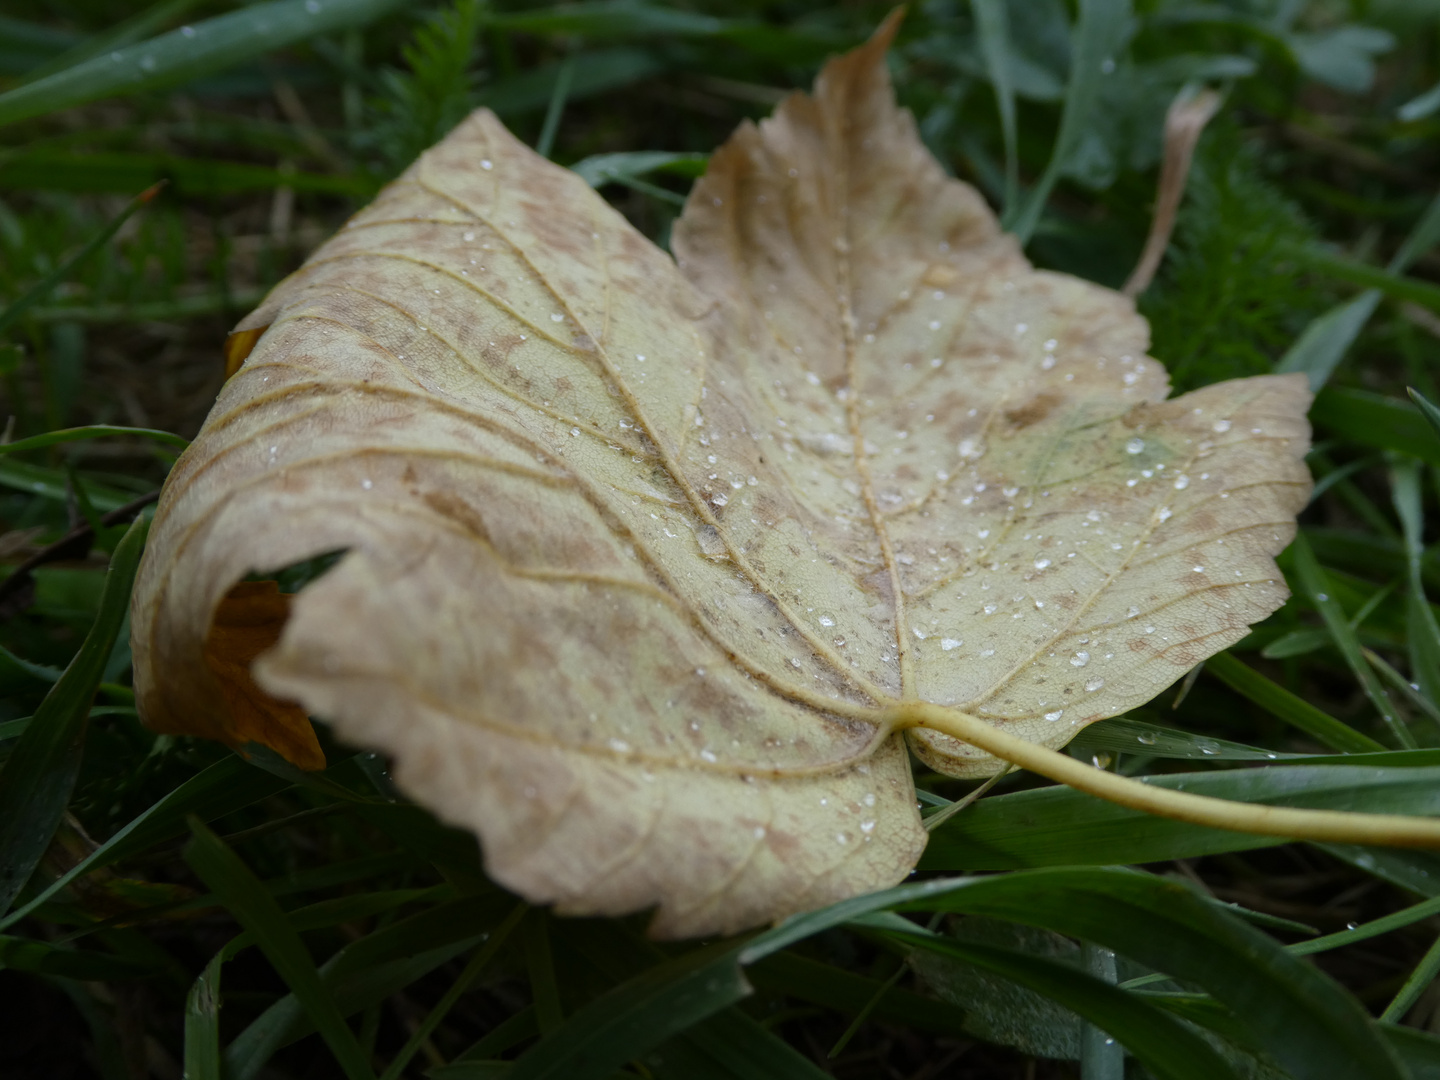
left=131, top=16, right=1311, bottom=937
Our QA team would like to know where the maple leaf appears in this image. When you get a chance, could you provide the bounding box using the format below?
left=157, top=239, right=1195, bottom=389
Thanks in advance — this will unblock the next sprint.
left=134, top=16, right=1427, bottom=938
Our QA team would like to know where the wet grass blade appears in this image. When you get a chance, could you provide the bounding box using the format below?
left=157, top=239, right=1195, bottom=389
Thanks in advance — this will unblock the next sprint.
left=184, top=817, right=377, bottom=1080
left=1204, top=650, right=1384, bottom=752
left=0, top=0, right=406, bottom=128
left=0, top=424, right=189, bottom=455
left=1292, top=532, right=1417, bottom=748
left=1008, top=0, right=1130, bottom=243
left=19, top=0, right=201, bottom=86
left=0, top=515, right=147, bottom=915
left=184, top=938, right=247, bottom=1080
left=0, top=183, right=161, bottom=338
left=972, top=0, right=1018, bottom=213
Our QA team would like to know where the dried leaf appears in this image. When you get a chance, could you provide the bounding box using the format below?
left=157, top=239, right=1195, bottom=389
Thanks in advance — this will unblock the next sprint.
left=132, top=17, right=1316, bottom=937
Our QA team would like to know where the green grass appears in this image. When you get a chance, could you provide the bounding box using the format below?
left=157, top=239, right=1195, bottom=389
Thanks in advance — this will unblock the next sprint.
left=4, top=1, right=1440, bottom=1077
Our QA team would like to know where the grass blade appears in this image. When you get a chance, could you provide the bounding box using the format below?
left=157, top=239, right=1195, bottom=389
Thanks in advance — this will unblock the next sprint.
left=503, top=942, right=753, bottom=1080
left=0, top=0, right=405, bottom=128
left=1204, top=650, right=1384, bottom=752
left=1382, top=932, right=1440, bottom=1022
left=1278, top=191, right=1440, bottom=389
left=0, top=424, right=189, bottom=455
left=972, top=0, right=1018, bottom=213
left=889, top=930, right=1234, bottom=1080
left=1312, top=387, right=1440, bottom=466
left=185, top=938, right=247, bottom=1080
left=0, top=515, right=147, bottom=915
left=1412, top=387, right=1440, bottom=439
left=534, top=52, right=574, bottom=159
left=0, top=183, right=161, bottom=338
left=379, top=902, right=527, bottom=1080
left=1292, top=532, right=1417, bottom=747
left=1008, top=0, right=1131, bottom=242
left=19, top=0, right=202, bottom=86
left=1275, top=289, right=1381, bottom=390
left=184, top=817, right=377, bottom=1080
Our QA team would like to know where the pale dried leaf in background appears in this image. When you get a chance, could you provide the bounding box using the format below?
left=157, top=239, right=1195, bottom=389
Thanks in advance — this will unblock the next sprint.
left=132, top=17, right=1311, bottom=937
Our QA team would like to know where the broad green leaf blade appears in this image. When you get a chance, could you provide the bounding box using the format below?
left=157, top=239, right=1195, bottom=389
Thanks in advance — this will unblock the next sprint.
left=920, top=763, right=1440, bottom=870
left=890, top=931, right=1237, bottom=1080
left=903, top=870, right=1403, bottom=1080
left=183, top=818, right=376, bottom=1080
left=0, top=0, right=406, bottom=128
left=0, top=516, right=147, bottom=915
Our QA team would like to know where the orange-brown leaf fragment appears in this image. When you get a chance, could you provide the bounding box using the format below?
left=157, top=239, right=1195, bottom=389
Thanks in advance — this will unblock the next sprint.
left=193, top=581, right=323, bottom=770
left=131, top=16, right=1311, bottom=937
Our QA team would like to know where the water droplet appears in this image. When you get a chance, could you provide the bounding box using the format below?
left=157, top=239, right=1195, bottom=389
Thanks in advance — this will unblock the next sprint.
left=1126, top=606, right=1140, bottom=618
left=754, top=826, right=766, bottom=839
left=1316, top=593, right=1329, bottom=602
left=983, top=603, right=998, bottom=615
left=1126, top=437, right=1145, bottom=455
left=1213, top=419, right=1231, bottom=433
left=1085, top=677, right=1104, bottom=692
left=790, top=657, right=803, bottom=669
left=958, top=437, right=985, bottom=460
left=818, top=614, right=835, bottom=628
left=1157, top=506, right=1172, bottom=522
left=1137, top=732, right=1157, bottom=745
left=609, top=738, right=630, bottom=753
left=1174, top=475, right=1190, bottom=490
left=712, top=493, right=728, bottom=507
left=361, top=478, right=373, bottom=490
left=1193, top=565, right=1205, bottom=573
left=1034, top=558, right=1051, bottom=570
left=1044, top=709, right=1064, bottom=721
left=860, top=819, right=876, bottom=834
left=941, top=637, right=962, bottom=651
left=481, top=159, right=493, bottom=170
left=1071, top=651, right=1089, bottom=667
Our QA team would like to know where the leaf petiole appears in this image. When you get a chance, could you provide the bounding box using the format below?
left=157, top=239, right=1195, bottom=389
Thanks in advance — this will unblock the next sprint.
left=893, top=703, right=1440, bottom=851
